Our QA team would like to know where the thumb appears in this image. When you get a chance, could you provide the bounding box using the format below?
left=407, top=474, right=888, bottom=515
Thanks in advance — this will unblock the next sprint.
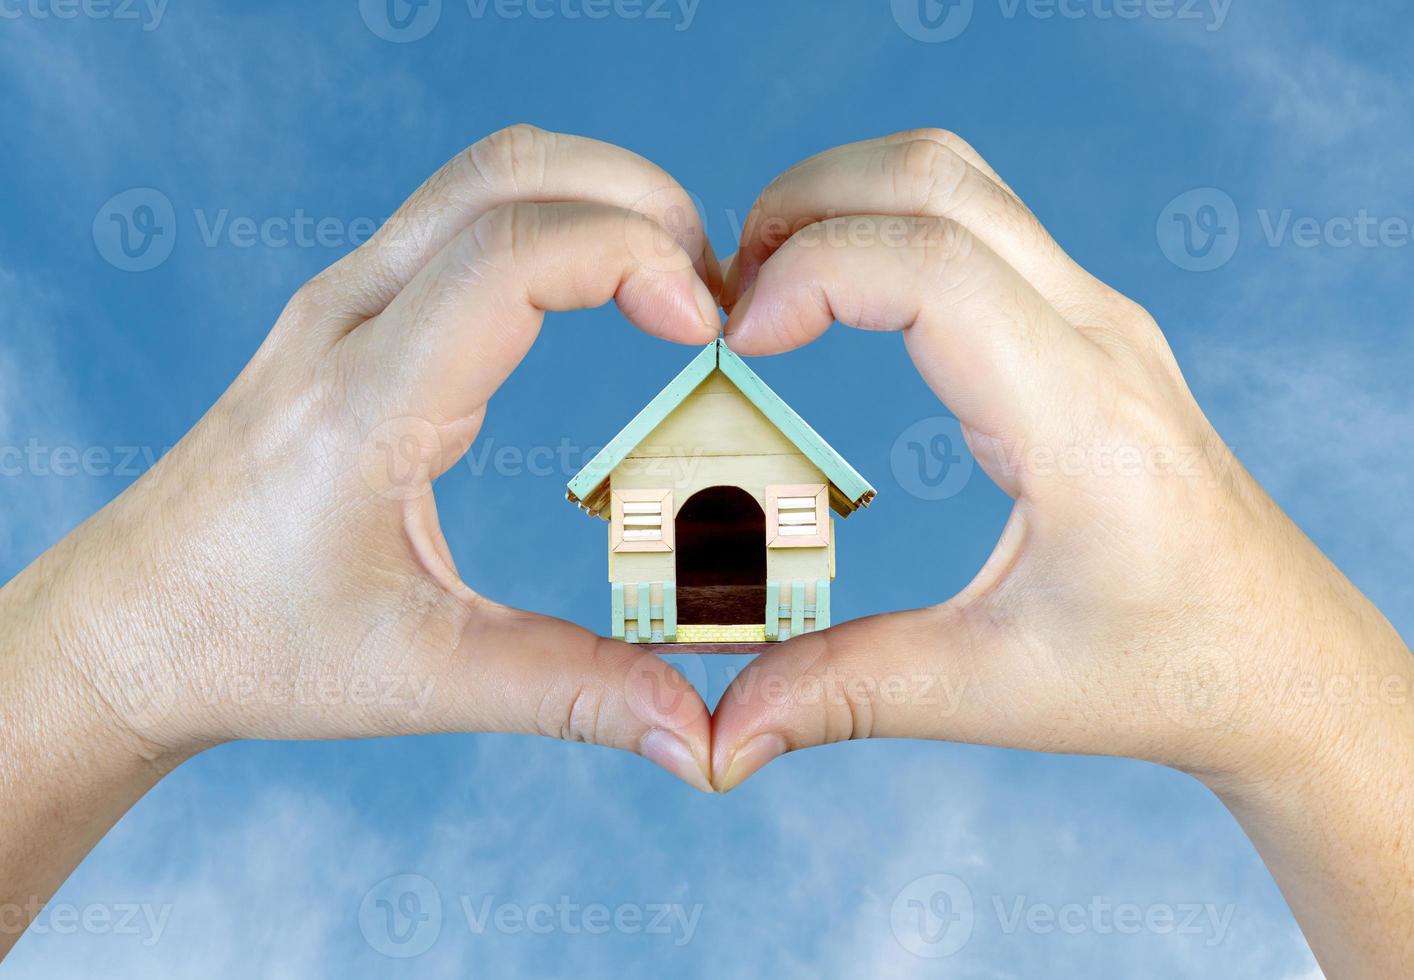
left=708, top=605, right=1023, bottom=792
left=407, top=595, right=715, bottom=792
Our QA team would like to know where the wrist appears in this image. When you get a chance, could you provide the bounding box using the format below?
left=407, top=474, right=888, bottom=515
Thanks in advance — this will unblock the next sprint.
left=1, top=501, right=211, bottom=774
left=1188, top=528, right=1414, bottom=801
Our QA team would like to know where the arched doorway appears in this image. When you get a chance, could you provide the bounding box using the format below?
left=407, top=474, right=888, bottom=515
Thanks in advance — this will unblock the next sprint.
left=675, top=486, right=766, bottom=625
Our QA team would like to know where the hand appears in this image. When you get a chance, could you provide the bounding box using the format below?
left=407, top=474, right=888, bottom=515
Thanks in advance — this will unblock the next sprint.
left=7, top=125, right=723, bottom=789
left=707, top=130, right=1414, bottom=975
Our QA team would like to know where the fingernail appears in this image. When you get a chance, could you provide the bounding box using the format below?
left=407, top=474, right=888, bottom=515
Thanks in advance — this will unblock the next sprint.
left=715, top=733, right=787, bottom=793
left=692, top=277, right=723, bottom=337
left=641, top=728, right=714, bottom=793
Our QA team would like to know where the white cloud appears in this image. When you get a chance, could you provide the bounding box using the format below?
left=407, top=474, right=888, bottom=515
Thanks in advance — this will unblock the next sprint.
left=0, top=268, right=107, bottom=575
left=4, top=743, right=1319, bottom=978
left=1146, top=1, right=1414, bottom=631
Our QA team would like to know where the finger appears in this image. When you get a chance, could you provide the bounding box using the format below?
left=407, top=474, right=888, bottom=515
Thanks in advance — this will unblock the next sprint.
left=721, top=128, right=1020, bottom=305
left=300, top=124, right=717, bottom=328
left=709, top=606, right=1020, bottom=791
left=412, top=600, right=715, bottom=792
left=348, top=201, right=721, bottom=454
left=868, top=128, right=1023, bottom=199
left=716, top=249, right=739, bottom=311
left=724, top=215, right=1106, bottom=486
left=726, top=135, right=1108, bottom=320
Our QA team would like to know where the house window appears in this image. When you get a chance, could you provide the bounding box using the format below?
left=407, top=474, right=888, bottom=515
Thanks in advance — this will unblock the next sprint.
left=611, top=489, right=674, bottom=553
left=766, top=484, right=830, bottom=548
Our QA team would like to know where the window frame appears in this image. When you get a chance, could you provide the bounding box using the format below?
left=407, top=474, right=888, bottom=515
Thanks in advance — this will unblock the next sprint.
left=610, top=488, right=675, bottom=553
left=766, top=483, right=830, bottom=549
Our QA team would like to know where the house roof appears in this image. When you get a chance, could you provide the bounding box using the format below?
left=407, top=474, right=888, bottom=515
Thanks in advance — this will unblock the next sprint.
left=566, top=339, right=876, bottom=519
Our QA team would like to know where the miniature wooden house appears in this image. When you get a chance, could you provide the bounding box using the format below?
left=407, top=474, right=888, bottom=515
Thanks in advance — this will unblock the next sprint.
left=566, top=339, right=875, bottom=646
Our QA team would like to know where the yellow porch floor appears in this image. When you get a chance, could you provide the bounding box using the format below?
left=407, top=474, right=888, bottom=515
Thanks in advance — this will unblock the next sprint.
left=673, top=624, right=767, bottom=643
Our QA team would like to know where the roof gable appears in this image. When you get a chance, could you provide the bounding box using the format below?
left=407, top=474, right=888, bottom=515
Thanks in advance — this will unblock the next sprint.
left=628, top=370, right=803, bottom=460
left=566, top=340, right=875, bottom=518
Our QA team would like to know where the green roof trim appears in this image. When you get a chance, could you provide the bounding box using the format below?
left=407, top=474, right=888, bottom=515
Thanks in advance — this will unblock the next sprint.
left=715, top=342, right=875, bottom=507
left=566, top=339, right=876, bottom=516
left=566, top=341, right=718, bottom=507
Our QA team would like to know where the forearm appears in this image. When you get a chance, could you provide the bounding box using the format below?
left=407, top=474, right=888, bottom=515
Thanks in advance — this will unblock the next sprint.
left=0, top=524, right=179, bottom=957
left=1205, top=574, right=1414, bottom=977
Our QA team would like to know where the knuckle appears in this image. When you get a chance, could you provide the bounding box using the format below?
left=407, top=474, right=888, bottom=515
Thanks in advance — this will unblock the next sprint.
left=469, top=201, right=543, bottom=263
left=750, top=177, right=798, bottom=253
left=469, top=123, right=554, bottom=190
left=286, top=274, right=333, bottom=318
left=537, top=679, right=610, bottom=746
left=898, top=127, right=971, bottom=156
left=1111, top=291, right=1159, bottom=335
left=820, top=671, right=877, bottom=744
left=756, top=171, right=789, bottom=219
left=893, top=139, right=968, bottom=214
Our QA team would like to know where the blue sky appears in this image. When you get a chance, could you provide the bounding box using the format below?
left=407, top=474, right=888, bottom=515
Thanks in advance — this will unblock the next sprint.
left=2, top=0, right=1411, bottom=975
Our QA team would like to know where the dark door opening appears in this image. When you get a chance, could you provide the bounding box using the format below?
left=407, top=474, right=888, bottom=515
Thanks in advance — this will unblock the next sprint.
left=676, top=486, right=766, bottom=625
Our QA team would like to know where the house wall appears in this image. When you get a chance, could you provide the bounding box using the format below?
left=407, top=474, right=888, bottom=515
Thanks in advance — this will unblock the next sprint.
left=605, top=372, right=835, bottom=641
